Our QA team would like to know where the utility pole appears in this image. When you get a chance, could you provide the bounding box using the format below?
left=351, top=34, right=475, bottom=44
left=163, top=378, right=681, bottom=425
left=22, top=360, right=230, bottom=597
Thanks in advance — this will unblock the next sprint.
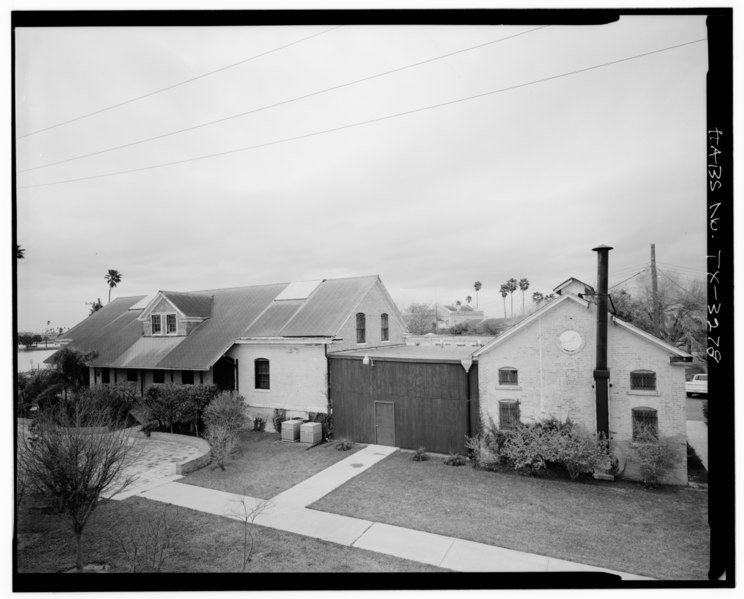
left=650, top=244, right=660, bottom=335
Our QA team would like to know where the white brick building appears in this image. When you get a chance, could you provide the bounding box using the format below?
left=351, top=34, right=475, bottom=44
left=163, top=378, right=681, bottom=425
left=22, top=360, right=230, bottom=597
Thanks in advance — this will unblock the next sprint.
left=473, top=289, right=691, bottom=485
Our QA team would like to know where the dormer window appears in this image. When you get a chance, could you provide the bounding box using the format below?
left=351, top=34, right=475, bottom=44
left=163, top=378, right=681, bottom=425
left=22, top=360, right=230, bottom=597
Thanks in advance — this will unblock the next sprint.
left=151, top=314, right=162, bottom=334
left=167, top=313, right=177, bottom=334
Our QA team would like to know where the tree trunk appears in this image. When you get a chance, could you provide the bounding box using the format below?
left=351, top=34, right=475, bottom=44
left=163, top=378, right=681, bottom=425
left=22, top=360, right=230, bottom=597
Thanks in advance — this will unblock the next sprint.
left=75, top=530, right=84, bottom=572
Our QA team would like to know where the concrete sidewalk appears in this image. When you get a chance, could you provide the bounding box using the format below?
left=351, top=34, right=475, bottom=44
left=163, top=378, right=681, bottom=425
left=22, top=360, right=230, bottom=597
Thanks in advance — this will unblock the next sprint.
left=132, top=444, right=653, bottom=580
left=687, top=421, right=708, bottom=470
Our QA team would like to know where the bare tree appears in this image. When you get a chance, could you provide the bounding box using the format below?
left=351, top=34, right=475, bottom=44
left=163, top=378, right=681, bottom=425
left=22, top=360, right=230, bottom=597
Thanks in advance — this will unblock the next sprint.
left=232, top=495, right=270, bottom=571
left=18, top=402, right=136, bottom=571
left=403, top=302, right=436, bottom=335
left=113, top=504, right=180, bottom=572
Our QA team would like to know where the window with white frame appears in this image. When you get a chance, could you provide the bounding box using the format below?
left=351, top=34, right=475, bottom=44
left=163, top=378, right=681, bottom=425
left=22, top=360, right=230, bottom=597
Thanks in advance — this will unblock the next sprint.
left=381, top=313, right=389, bottom=342
left=167, top=313, right=177, bottom=334
left=356, top=313, right=366, bottom=344
left=255, top=358, right=270, bottom=390
left=151, top=314, right=162, bottom=334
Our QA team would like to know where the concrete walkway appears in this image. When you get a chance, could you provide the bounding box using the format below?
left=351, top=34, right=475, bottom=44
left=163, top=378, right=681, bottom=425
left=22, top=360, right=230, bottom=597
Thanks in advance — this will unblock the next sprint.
left=686, top=421, right=708, bottom=470
left=129, top=444, right=652, bottom=580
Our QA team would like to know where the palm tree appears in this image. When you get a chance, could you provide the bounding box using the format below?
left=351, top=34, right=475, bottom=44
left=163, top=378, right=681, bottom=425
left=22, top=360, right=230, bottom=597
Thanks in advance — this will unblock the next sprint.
left=518, top=278, right=530, bottom=314
left=506, top=278, right=518, bottom=318
left=473, top=281, right=482, bottom=308
left=104, top=269, right=123, bottom=304
left=455, top=300, right=462, bottom=310
left=499, top=284, right=509, bottom=318
left=16, top=245, right=25, bottom=259
left=466, top=295, right=472, bottom=305
left=532, top=291, right=544, bottom=309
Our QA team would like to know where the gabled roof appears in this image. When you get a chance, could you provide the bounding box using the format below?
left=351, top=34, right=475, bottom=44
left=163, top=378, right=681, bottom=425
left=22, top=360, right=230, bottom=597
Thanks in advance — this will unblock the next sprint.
left=473, top=292, right=691, bottom=359
left=50, top=275, right=397, bottom=370
left=553, top=277, right=595, bottom=295
left=160, top=291, right=213, bottom=318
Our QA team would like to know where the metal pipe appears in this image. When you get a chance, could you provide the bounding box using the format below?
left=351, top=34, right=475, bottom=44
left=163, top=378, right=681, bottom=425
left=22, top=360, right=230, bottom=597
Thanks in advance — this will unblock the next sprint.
left=592, top=244, right=613, bottom=437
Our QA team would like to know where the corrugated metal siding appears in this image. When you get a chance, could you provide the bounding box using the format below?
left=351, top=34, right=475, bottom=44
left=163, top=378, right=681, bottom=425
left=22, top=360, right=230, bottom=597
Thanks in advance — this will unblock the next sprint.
left=243, top=300, right=304, bottom=337
left=161, top=292, right=213, bottom=318
left=330, top=356, right=476, bottom=454
left=280, top=276, right=377, bottom=337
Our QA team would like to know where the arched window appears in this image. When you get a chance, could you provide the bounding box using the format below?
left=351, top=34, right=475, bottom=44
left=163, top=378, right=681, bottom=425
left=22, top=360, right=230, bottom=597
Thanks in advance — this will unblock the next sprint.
left=381, top=313, right=389, bottom=341
left=498, top=367, right=518, bottom=385
left=499, top=400, right=520, bottom=430
left=356, top=313, right=366, bottom=344
left=632, top=407, right=658, bottom=441
left=255, top=358, right=270, bottom=390
left=630, top=370, right=656, bottom=391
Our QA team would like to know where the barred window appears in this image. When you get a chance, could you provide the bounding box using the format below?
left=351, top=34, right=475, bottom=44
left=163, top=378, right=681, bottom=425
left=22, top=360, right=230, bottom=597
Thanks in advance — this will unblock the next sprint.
left=356, top=313, right=366, bottom=344
left=632, top=407, right=658, bottom=441
left=499, top=400, right=520, bottom=430
left=498, top=367, right=519, bottom=385
left=381, top=313, right=389, bottom=342
left=255, top=358, right=270, bottom=390
left=181, top=370, right=194, bottom=385
left=151, top=314, right=162, bottom=335
left=153, top=370, right=165, bottom=384
left=167, top=313, right=177, bottom=334
left=630, top=370, right=656, bottom=391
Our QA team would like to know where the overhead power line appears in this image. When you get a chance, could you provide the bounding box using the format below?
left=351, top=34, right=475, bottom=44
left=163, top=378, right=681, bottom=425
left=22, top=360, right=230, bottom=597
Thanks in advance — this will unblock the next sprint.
left=16, top=25, right=343, bottom=139
left=609, top=268, right=648, bottom=291
left=19, top=26, right=549, bottom=173
left=18, top=37, right=707, bottom=190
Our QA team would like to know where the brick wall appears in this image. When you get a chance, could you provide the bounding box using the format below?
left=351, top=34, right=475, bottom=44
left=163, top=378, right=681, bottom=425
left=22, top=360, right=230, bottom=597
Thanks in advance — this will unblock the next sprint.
left=329, top=280, right=406, bottom=352
left=478, top=297, right=688, bottom=484
left=226, top=343, right=328, bottom=429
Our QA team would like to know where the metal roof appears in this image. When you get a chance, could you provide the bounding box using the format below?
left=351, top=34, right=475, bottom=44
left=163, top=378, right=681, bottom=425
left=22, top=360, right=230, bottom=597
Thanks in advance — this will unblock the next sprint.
left=161, top=291, right=213, bottom=318
left=330, top=344, right=477, bottom=363
left=53, top=275, right=390, bottom=370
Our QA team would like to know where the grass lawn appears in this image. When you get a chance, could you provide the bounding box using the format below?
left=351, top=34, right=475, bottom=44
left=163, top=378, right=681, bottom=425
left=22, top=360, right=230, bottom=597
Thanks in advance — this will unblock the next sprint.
left=16, top=493, right=442, bottom=574
left=309, top=451, right=710, bottom=580
left=181, top=430, right=363, bottom=498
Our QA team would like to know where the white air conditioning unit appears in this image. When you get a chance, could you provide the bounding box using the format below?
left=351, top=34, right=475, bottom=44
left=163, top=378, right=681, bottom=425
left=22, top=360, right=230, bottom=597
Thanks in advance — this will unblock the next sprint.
left=281, top=419, right=301, bottom=442
left=300, top=422, right=322, bottom=444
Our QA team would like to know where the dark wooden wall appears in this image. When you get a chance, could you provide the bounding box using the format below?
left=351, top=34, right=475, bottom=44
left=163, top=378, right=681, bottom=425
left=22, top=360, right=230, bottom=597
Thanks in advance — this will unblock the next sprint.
left=329, top=356, right=479, bottom=454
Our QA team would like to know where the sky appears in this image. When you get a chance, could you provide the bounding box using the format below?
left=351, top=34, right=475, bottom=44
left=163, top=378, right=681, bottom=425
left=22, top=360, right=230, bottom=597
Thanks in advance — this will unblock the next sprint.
left=13, top=13, right=710, bottom=332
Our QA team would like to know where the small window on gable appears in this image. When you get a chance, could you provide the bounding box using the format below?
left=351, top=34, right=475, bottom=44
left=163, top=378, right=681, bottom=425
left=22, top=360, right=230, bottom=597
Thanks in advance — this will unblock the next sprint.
left=381, top=313, right=389, bottom=342
left=153, top=370, right=165, bottom=384
left=167, top=313, right=177, bottom=334
left=498, top=367, right=518, bottom=386
left=181, top=370, right=194, bottom=385
left=356, top=313, right=366, bottom=344
left=255, top=358, right=270, bottom=390
left=630, top=370, right=656, bottom=391
left=151, top=314, right=162, bottom=335
left=499, top=400, right=520, bottom=430
left=632, top=407, right=658, bottom=441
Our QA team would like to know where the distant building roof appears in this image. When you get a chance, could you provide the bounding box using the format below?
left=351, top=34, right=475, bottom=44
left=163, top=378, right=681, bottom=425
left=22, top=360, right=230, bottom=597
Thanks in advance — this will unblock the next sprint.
left=51, top=275, right=394, bottom=370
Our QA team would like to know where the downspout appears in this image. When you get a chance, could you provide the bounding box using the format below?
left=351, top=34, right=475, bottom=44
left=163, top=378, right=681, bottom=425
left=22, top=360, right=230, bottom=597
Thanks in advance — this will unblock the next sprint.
left=592, top=244, right=613, bottom=437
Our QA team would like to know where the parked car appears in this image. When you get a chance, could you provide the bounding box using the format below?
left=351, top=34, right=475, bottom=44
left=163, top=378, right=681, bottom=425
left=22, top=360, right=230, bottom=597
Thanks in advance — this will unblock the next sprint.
left=685, top=374, right=708, bottom=397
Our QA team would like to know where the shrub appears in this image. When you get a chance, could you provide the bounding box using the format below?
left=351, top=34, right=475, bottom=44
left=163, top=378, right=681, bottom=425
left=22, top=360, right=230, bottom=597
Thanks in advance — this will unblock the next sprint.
left=412, top=447, right=428, bottom=462
left=308, top=411, right=333, bottom=440
left=203, top=392, right=247, bottom=470
left=253, top=417, right=266, bottom=432
left=335, top=440, right=354, bottom=451
left=140, top=384, right=218, bottom=435
left=629, top=427, right=677, bottom=488
left=272, top=409, right=287, bottom=434
left=75, top=382, right=139, bottom=427
left=465, top=429, right=509, bottom=471
left=444, top=453, right=467, bottom=466
left=552, top=427, right=609, bottom=481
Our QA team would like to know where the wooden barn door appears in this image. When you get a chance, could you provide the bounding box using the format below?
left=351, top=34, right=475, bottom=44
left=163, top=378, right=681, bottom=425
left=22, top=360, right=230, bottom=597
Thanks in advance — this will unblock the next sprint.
left=374, top=401, right=395, bottom=446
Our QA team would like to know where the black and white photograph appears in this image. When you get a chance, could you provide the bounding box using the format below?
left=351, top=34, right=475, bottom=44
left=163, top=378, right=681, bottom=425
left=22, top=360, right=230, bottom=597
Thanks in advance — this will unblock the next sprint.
left=11, top=3, right=734, bottom=592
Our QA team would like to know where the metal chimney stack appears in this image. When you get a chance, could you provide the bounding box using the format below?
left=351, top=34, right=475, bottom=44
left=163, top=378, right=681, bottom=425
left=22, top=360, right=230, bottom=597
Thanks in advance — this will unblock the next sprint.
left=592, top=244, right=613, bottom=437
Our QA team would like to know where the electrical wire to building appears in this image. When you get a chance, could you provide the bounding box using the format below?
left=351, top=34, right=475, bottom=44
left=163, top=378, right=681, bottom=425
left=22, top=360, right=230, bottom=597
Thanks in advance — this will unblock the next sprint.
left=608, top=267, right=648, bottom=291
left=18, top=37, right=707, bottom=189
left=16, top=25, right=344, bottom=140
left=19, top=26, right=549, bottom=173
